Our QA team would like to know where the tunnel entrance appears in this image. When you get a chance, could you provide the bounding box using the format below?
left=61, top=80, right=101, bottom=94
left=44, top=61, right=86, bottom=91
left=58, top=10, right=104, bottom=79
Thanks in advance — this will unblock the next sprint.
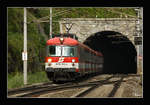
left=83, top=31, right=137, bottom=74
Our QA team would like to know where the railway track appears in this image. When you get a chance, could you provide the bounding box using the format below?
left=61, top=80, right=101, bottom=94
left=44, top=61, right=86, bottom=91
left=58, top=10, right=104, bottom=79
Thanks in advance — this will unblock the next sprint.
left=74, top=74, right=142, bottom=98
left=8, top=74, right=141, bottom=98
left=8, top=81, right=74, bottom=97
left=8, top=81, right=54, bottom=96
left=73, top=75, right=125, bottom=97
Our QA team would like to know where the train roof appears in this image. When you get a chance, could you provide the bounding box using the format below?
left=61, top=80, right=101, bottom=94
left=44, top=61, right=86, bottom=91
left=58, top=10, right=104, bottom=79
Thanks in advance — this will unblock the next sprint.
left=47, top=37, right=78, bottom=46
left=51, top=33, right=78, bottom=40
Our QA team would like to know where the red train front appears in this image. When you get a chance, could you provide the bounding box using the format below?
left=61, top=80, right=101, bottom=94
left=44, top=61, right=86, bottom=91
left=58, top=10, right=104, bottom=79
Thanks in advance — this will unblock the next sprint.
left=45, top=34, right=103, bottom=82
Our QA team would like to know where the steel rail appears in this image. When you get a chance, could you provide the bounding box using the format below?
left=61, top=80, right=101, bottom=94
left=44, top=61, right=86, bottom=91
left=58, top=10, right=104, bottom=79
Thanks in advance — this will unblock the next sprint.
left=8, top=82, right=54, bottom=96
left=16, top=75, right=117, bottom=97
left=8, top=74, right=141, bottom=97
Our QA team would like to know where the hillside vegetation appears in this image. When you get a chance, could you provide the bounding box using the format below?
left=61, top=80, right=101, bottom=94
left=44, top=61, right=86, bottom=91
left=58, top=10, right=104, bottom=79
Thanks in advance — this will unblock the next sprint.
left=8, top=8, right=137, bottom=74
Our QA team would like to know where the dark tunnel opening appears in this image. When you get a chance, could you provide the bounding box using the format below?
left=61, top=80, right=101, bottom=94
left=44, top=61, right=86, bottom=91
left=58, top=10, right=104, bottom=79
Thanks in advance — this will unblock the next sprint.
left=83, top=31, right=137, bottom=74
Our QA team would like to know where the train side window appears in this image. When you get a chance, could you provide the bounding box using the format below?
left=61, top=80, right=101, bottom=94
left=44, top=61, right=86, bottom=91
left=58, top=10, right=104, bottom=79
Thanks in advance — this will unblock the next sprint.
left=80, top=47, right=84, bottom=59
left=84, top=49, right=88, bottom=60
left=49, top=46, right=56, bottom=56
left=77, top=46, right=80, bottom=57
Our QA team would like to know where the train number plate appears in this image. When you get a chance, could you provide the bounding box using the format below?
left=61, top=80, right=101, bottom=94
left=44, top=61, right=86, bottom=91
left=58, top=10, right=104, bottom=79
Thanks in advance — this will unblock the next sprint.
left=55, top=63, right=68, bottom=65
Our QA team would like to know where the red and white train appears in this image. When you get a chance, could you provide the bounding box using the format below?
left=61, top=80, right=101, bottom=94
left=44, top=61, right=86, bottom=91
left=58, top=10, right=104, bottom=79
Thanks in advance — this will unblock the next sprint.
left=45, top=34, right=103, bottom=82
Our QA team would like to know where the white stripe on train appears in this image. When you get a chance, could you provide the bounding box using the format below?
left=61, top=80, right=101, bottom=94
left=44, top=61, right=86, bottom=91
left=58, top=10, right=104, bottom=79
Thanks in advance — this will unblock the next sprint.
left=45, top=62, right=103, bottom=70
left=45, top=62, right=79, bottom=69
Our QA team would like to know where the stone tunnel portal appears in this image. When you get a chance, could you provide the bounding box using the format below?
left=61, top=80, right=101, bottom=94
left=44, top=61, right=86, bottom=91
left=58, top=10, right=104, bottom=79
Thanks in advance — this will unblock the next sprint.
left=83, top=31, right=137, bottom=74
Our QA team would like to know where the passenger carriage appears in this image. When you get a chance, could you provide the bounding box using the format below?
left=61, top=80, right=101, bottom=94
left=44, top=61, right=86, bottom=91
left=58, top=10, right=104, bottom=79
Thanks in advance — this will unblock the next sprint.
left=45, top=34, right=103, bottom=82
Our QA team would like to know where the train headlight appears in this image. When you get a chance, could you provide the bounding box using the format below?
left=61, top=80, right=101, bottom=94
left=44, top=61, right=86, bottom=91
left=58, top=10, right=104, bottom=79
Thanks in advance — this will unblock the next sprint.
left=60, top=37, right=64, bottom=44
left=48, top=58, right=52, bottom=62
left=60, top=37, right=64, bottom=41
left=72, top=59, right=75, bottom=63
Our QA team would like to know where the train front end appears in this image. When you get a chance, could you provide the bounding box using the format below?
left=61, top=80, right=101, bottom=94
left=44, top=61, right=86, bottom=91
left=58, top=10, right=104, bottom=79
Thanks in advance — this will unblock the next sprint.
left=45, top=36, right=79, bottom=82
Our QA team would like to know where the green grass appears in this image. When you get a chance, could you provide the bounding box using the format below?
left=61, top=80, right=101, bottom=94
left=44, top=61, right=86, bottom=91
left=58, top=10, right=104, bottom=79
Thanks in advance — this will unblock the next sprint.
left=8, top=71, right=49, bottom=89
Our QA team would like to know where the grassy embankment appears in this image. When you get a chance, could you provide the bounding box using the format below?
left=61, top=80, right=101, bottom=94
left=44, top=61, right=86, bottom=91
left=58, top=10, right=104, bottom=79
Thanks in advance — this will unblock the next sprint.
left=8, top=71, right=49, bottom=89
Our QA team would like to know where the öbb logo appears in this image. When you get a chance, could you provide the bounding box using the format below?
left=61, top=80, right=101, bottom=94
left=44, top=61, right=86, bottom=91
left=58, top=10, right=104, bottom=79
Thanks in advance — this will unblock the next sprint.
left=58, top=57, right=64, bottom=62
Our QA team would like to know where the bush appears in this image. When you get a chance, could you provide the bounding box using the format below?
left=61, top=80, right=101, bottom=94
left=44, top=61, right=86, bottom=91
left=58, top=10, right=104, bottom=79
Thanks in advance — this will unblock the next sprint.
left=8, top=31, right=46, bottom=73
left=8, top=32, right=23, bottom=73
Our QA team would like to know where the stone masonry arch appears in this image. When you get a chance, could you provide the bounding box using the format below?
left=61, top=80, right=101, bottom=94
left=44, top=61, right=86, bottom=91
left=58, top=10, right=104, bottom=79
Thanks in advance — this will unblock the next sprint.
left=59, top=18, right=138, bottom=44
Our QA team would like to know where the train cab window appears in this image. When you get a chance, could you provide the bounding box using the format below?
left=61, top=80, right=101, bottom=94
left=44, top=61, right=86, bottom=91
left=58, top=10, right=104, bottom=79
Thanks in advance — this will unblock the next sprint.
left=48, top=46, right=61, bottom=56
left=49, top=46, right=55, bottom=55
left=62, top=46, right=77, bottom=57
left=48, top=45, right=77, bottom=57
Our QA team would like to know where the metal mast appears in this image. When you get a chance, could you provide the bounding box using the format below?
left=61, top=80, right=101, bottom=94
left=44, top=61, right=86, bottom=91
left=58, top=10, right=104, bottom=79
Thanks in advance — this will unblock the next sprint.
left=23, top=8, right=28, bottom=85
left=135, top=7, right=143, bottom=74
left=49, top=7, right=52, bottom=38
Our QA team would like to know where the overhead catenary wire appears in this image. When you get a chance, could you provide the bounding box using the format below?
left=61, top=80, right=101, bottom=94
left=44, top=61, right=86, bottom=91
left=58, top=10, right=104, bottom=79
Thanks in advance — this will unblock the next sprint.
left=27, top=9, right=72, bottom=24
left=106, top=9, right=137, bottom=18
left=27, top=8, right=138, bottom=24
left=53, top=8, right=72, bottom=17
